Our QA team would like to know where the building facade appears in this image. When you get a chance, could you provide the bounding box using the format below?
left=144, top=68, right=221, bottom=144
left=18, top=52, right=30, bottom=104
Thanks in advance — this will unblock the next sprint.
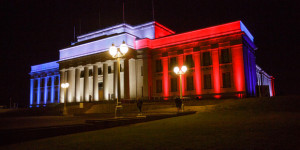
left=29, top=21, right=275, bottom=107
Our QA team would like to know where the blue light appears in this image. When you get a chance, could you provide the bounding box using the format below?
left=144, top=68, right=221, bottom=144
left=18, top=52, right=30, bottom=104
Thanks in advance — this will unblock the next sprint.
left=240, top=21, right=254, bottom=42
left=51, top=76, right=55, bottom=103
left=44, top=77, right=47, bottom=104
left=37, top=78, right=41, bottom=105
left=30, top=79, right=34, bottom=106
left=31, top=61, right=59, bottom=73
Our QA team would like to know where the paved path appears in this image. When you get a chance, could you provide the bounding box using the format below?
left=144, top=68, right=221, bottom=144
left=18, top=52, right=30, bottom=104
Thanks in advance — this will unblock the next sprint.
left=0, top=111, right=195, bottom=146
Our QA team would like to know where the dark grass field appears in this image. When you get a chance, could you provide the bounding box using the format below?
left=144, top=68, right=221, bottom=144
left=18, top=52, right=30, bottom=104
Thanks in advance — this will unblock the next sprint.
left=1, top=96, right=299, bottom=150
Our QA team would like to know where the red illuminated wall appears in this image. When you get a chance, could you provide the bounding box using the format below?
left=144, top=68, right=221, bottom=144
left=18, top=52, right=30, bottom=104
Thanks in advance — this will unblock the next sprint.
left=212, top=50, right=221, bottom=95
left=231, top=45, right=246, bottom=93
left=154, top=22, right=175, bottom=39
left=177, top=55, right=185, bottom=96
left=162, top=58, right=169, bottom=97
left=138, top=21, right=258, bottom=99
left=193, top=53, right=202, bottom=95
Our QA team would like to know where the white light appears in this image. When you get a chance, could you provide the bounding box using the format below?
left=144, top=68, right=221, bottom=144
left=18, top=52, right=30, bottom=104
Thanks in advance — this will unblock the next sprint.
left=65, top=83, right=69, bottom=88
left=120, top=41, right=128, bottom=55
left=181, top=66, right=187, bottom=73
left=174, top=66, right=179, bottom=74
left=109, top=44, right=118, bottom=57
left=61, top=83, right=69, bottom=88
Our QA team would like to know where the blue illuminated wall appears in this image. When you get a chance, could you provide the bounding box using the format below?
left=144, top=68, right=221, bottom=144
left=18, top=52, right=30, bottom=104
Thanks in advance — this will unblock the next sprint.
left=29, top=61, right=60, bottom=107
left=242, top=34, right=257, bottom=97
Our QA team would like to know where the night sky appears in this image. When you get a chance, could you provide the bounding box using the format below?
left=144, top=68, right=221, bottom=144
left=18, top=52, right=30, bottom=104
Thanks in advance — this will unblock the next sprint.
left=1, top=0, right=298, bottom=106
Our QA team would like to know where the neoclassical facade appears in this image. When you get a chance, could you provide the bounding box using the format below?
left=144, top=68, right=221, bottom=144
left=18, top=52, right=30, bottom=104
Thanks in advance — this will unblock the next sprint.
left=29, top=21, right=275, bottom=106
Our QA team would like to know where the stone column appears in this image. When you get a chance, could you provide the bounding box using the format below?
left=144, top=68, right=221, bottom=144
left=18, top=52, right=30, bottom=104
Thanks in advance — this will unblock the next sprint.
left=51, top=76, right=55, bottom=103
left=37, top=78, right=41, bottom=105
left=60, top=70, right=65, bottom=103
left=113, top=61, right=118, bottom=99
left=57, top=76, right=60, bottom=103
left=128, top=59, right=136, bottom=99
left=75, top=67, right=81, bottom=102
left=30, top=79, right=34, bottom=106
left=84, top=66, right=89, bottom=101
left=193, top=52, right=202, bottom=95
left=67, top=69, right=72, bottom=102
left=93, top=64, right=99, bottom=101
left=70, top=68, right=76, bottom=102
left=44, top=77, right=48, bottom=104
left=103, top=63, right=109, bottom=100
left=162, top=58, right=169, bottom=98
left=212, top=49, right=220, bottom=94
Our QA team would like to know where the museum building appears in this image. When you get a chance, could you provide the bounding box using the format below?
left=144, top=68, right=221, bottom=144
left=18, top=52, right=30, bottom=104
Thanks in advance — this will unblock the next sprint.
left=29, top=20, right=275, bottom=107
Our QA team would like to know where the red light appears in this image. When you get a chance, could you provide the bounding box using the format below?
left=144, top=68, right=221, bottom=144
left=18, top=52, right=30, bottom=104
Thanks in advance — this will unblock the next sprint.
left=178, top=55, right=185, bottom=96
left=136, top=21, right=242, bottom=49
left=231, top=45, right=245, bottom=92
left=194, top=53, right=202, bottom=95
left=214, top=95, right=221, bottom=99
left=212, top=50, right=220, bottom=94
left=162, top=58, right=169, bottom=98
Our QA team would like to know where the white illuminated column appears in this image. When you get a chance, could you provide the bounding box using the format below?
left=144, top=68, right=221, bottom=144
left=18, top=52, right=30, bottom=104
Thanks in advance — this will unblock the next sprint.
left=109, top=41, right=128, bottom=118
left=174, top=66, right=187, bottom=99
left=61, top=83, right=69, bottom=116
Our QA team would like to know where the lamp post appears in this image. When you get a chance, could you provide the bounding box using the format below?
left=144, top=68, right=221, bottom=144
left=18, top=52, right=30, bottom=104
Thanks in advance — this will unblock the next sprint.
left=174, top=66, right=187, bottom=99
left=109, top=41, right=128, bottom=118
left=61, top=83, right=69, bottom=116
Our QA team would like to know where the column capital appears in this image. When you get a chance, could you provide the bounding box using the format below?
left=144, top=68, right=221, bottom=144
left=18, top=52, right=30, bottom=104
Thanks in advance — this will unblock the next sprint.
left=85, top=64, right=92, bottom=67
left=94, top=62, right=102, bottom=66
left=75, top=65, right=83, bottom=69
left=65, top=67, right=75, bottom=71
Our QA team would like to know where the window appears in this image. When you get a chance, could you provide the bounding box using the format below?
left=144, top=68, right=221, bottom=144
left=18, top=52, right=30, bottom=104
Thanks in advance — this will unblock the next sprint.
left=98, top=82, right=103, bottom=89
left=185, top=55, right=194, bottom=68
left=222, top=72, right=231, bottom=88
left=204, top=74, right=212, bottom=89
left=202, top=52, right=211, bottom=66
left=141, top=66, right=143, bottom=76
left=108, top=66, right=112, bottom=73
left=169, top=57, right=177, bottom=70
left=171, top=78, right=177, bottom=92
left=221, top=49, right=230, bottom=63
left=98, top=68, right=102, bottom=75
left=34, top=80, right=38, bottom=88
left=80, top=71, right=84, bottom=78
left=41, top=78, right=44, bottom=87
left=156, top=80, right=162, bottom=93
left=40, top=91, right=44, bottom=103
left=54, top=76, right=59, bottom=85
left=120, top=64, right=123, bottom=72
left=89, top=69, right=93, bottom=76
left=47, top=78, right=51, bottom=86
left=47, top=90, right=51, bottom=101
left=156, top=59, right=162, bottom=72
left=55, top=88, right=58, bottom=101
left=186, top=76, right=194, bottom=91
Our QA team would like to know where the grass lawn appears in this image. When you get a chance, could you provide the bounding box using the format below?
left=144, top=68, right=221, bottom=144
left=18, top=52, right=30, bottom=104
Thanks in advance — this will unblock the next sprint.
left=1, top=96, right=299, bottom=150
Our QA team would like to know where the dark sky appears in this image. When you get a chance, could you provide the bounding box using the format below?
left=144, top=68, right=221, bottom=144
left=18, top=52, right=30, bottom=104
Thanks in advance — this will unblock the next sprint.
left=1, top=0, right=299, bottom=106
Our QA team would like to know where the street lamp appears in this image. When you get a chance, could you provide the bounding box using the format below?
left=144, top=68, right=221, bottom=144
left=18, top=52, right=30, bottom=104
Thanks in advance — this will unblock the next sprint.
left=109, top=41, right=128, bottom=118
left=61, top=82, right=69, bottom=116
left=174, top=66, right=187, bottom=99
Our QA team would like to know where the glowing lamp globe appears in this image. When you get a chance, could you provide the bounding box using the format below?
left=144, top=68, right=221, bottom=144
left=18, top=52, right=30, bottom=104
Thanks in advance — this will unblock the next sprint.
left=109, top=44, right=118, bottom=57
left=65, top=83, right=69, bottom=88
left=120, top=41, right=128, bottom=54
left=174, top=66, right=179, bottom=74
left=181, top=66, right=187, bottom=73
